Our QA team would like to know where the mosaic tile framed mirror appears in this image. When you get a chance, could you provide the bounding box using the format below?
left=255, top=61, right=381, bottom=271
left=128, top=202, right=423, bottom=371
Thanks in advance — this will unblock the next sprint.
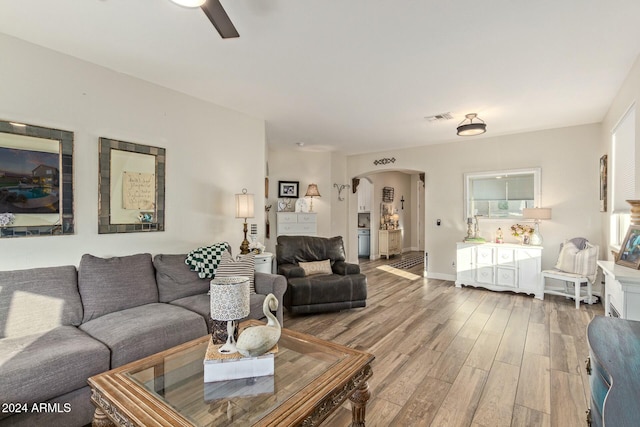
left=98, top=137, right=165, bottom=233
left=0, top=119, right=74, bottom=238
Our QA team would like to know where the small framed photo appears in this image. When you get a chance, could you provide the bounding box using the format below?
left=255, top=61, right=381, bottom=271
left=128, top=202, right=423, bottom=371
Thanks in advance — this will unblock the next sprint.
left=616, top=225, right=640, bottom=269
left=600, top=154, right=607, bottom=212
left=278, top=181, right=299, bottom=198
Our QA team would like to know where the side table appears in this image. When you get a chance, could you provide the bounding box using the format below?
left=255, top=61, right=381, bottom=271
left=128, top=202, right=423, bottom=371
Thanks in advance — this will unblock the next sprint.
left=255, top=251, right=273, bottom=274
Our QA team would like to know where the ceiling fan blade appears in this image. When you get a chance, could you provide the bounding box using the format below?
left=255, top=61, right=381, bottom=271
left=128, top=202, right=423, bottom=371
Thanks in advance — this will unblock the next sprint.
left=201, top=0, right=239, bottom=39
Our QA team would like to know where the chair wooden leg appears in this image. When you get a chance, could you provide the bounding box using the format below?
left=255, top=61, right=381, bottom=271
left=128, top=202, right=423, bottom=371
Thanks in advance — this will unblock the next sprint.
left=574, top=279, right=580, bottom=309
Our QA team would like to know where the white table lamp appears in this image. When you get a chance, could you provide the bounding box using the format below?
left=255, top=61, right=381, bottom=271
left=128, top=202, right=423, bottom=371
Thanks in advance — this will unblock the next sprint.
left=305, top=184, right=321, bottom=212
left=235, top=188, right=255, bottom=254
left=209, top=276, right=251, bottom=354
left=523, top=207, right=552, bottom=245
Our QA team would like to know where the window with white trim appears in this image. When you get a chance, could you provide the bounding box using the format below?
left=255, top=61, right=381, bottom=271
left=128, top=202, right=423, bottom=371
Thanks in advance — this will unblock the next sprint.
left=610, top=103, right=636, bottom=248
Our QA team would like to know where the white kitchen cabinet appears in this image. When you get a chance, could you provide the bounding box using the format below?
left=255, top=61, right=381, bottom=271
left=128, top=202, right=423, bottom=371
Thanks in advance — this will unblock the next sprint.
left=597, top=260, right=640, bottom=320
left=357, top=179, right=372, bottom=212
left=455, top=242, right=542, bottom=297
left=276, top=212, right=317, bottom=237
left=379, top=229, right=402, bottom=259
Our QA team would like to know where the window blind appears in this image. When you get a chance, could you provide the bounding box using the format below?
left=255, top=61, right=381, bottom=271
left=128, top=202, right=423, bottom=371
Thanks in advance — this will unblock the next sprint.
left=612, top=104, right=636, bottom=213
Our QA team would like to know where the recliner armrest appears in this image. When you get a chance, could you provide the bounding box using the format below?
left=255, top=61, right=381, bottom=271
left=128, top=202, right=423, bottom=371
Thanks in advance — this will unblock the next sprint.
left=332, top=261, right=360, bottom=275
left=277, top=263, right=306, bottom=278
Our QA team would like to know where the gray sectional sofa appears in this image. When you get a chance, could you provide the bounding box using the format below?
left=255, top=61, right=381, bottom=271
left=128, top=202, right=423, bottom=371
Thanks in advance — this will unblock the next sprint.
left=0, top=252, right=286, bottom=427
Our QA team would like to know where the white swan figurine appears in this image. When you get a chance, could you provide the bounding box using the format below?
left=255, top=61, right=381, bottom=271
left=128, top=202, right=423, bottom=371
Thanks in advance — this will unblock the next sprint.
left=236, top=294, right=281, bottom=357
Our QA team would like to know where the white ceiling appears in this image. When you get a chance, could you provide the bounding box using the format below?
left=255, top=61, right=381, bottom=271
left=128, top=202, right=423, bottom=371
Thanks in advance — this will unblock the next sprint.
left=2, top=0, right=640, bottom=154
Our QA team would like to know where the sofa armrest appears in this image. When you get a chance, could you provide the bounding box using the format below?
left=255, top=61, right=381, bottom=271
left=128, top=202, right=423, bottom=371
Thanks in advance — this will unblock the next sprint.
left=332, top=261, right=361, bottom=275
left=277, top=263, right=306, bottom=278
left=254, top=272, right=287, bottom=326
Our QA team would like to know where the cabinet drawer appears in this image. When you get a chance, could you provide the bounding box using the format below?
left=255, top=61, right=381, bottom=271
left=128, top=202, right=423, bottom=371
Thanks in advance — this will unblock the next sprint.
left=278, top=223, right=317, bottom=234
left=476, top=266, right=494, bottom=284
left=254, top=255, right=272, bottom=274
left=496, top=267, right=517, bottom=287
left=297, top=214, right=317, bottom=223
left=254, top=255, right=272, bottom=266
left=476, top=246, right=494, bottom=266
left=496, top=248, right=515, bottom=266
left=276, top=212, right=299, bottom=223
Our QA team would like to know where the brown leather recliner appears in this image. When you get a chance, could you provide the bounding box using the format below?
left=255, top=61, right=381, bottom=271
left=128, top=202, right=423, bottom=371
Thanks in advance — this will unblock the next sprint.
left=276, top=235, right=367, bottom=314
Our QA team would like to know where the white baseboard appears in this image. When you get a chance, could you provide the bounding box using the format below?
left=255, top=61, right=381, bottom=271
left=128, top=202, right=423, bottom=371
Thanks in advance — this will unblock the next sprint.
left=426, top=272, right=456, bottom=281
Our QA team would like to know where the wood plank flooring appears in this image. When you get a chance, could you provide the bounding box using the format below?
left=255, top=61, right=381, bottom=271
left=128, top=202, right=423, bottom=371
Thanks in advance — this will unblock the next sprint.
left=282, top=252, right=603, bottom=427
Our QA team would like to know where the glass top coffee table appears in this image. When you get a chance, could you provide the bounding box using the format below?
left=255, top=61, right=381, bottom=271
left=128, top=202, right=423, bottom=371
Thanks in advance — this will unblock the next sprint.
left=88, top=320, right=374, bottom=426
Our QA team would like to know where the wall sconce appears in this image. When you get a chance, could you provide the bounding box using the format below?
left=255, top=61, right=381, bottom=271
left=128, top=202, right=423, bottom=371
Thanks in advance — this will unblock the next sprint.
left=333, top=183, right=351, bottom=201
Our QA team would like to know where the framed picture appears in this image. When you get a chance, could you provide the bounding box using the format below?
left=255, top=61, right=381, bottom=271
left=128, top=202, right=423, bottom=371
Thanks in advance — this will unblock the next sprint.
left=278, top=180, right=299, bottom=198
left=0, top=119, right=75, bottom=238
left=600, top=154, right=607, bottom=212
left=98, top=137, right=165, bottom=234
left=616, top=225, right=640, bottom=269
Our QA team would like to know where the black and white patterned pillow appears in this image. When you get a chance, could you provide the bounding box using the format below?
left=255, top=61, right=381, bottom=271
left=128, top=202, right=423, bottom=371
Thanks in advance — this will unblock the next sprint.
left=215, top=250, right=256, bottom=294
left=185, top=242, right=230, bottom=279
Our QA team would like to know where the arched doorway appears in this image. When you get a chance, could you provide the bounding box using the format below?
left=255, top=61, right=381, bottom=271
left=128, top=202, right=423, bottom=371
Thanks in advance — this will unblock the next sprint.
left=350, top=169, right=425, bottom=262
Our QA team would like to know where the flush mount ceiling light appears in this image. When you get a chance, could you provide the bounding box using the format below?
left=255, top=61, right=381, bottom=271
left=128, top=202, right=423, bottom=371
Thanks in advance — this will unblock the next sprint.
left=456, top=113, right=487, bottom=136
left=170, top=0, right=206, bottom=7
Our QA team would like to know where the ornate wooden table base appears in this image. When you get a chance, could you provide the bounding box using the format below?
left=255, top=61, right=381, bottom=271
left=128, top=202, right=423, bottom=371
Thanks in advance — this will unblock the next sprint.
left=91, top=407, right=114, bottom=427
left=349, top=379, right=372, bottom=427
left=89, top=322, right=374, bottom=427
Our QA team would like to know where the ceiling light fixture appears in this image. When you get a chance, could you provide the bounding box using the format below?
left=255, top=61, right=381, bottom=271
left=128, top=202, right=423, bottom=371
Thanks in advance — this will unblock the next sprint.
left=170, top=0, right=206, bottom=8
left=456, top=113, right=487, bottom=136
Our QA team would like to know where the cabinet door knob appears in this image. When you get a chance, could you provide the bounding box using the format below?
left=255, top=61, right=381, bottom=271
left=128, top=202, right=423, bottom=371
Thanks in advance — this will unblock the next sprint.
left=585, top=356, right=591, bottom=375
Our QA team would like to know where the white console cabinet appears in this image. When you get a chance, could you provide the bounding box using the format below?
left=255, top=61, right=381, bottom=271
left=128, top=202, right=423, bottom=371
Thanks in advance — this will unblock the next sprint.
left=379, top=229, right=402, bottom=259
left=597, top=260, right=640, bottom=320
left=276, top=212, right=317, bottom=237
left=456, top=242, right=542, bottom=297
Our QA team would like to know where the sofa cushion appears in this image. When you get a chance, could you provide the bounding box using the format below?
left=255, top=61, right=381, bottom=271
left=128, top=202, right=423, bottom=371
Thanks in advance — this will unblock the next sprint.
left=299, top=259, right=332, bottom=276
left=154, top=254, right=210, bottom=303
left=215, top=250, right=255, bottom=294
left=79, top=303, right=207, bottom=367
left=276, top=235, right=346, bottom=265
left=0, top=326, right=109, bottom=410
left=78, top=253, right=159, bottom=322
left=0, top=265, right=82, bottom=338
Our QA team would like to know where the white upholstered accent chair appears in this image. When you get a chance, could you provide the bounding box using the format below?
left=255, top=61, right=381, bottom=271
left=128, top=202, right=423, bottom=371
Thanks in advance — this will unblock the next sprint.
left=541, top=238, right=599, bottom=309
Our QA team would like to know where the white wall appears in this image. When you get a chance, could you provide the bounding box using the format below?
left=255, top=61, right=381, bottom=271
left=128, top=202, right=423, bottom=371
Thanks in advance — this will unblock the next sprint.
left=347, top=124, right=602, bottom=278
left=265, top=147, right=334, bottom=254
left=0, top=34, right=266, bottom=270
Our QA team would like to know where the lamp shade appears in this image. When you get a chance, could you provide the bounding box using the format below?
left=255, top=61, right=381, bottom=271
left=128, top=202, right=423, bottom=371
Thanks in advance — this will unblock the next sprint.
left=209, top=276, right=251, bottom=321
left=170, top=0, right=206, bottom=7
left=457, top=113, right=487, bottom=136
left=235, top=189, right=255, bottom=219
left=305, top=184, right=321, bottom=197
left=523, top=208, right=552, bottom=220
